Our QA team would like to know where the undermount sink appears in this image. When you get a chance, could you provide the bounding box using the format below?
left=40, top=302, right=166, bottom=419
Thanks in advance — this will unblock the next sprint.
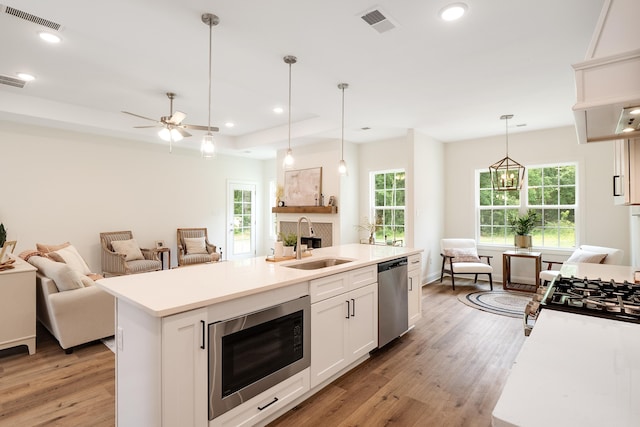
left=283, top=258, right=353, bottom=270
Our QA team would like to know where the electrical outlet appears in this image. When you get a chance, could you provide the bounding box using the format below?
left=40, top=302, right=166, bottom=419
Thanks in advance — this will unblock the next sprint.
left=117, top=326, right=124, bottom=351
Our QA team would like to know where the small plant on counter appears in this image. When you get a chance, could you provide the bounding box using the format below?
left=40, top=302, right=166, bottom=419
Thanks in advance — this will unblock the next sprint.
left=279, top=232, right=297, bottom=247
left=0, top=223, right=6, bottom=247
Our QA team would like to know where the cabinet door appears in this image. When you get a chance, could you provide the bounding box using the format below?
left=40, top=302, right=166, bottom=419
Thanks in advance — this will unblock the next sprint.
left=310, top=295, right=349, bottom=389
left=613, top=139, right=626, bottom=204
left=408, top=267, right=422, bottom=326
left=162, top=308, right=208, bottom=427
left=629, top=138, right=640, bottom=204
left=347, top=283, right=378, bottom=360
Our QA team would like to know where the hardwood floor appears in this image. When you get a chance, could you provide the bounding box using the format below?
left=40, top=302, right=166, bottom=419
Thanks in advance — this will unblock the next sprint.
left=0, top=279, right=524, bottom=427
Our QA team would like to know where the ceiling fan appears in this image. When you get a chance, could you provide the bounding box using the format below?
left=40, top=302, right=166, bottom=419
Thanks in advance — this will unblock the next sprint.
left=122, top=92, right=219, bottom=146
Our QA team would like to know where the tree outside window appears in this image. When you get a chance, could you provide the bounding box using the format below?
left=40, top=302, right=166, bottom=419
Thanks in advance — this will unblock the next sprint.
left=478, top=163, right=576, bottom=248
left=372, top=170, right=405, bottom=245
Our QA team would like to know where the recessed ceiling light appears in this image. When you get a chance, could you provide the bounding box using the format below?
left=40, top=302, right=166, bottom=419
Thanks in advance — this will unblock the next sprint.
left=225, top=122, right=235, bottom=128
left=440, top=3, right=467, bottom=21
left=39, top=31, right=61, bottom=43
left=273, top=107, right=284, bottom=114
left=630, top=108, right=640, bottom=115
left=17, top=72, right=35, bottom=81
left=622, top=126, right=635, bottom=133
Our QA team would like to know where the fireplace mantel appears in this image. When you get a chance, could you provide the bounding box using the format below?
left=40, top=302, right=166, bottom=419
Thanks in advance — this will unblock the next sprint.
left=272, top=206, right=337, bottom=214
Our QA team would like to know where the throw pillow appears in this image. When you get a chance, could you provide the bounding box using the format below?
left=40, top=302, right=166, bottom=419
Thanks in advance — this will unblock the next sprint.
left=111, top=239, right=145, bottom=261
left=28, top=256, right=85, bottom=292
left=444, top=248, right=481, bottom=263
left=566, top=249, right=607, bottom=264
left=184, top=237, right=208, bottom=254
left=52, top=244, right=92, bottom=275
left=36, top=241, right=71, bottom=254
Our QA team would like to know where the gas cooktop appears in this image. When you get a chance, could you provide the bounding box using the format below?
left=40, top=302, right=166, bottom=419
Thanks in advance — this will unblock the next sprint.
left=540, top=275, right=640, bottom=324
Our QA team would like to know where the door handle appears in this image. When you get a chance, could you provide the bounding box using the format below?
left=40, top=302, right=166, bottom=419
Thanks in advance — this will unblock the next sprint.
left=409, top=276, right=413, bottom=291
left=351, top=298, right=355, bottom=317
left=200, top=320, right=205, bottom=350
left=257, top=397, right=278, bottom=411
left=345, top=300, right=350, bottom=319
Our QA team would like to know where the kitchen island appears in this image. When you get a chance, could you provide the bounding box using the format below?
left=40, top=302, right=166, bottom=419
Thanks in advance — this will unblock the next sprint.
left=492, top=263, right=640, bottom=427
left=97, top=243, right=423, bottom=427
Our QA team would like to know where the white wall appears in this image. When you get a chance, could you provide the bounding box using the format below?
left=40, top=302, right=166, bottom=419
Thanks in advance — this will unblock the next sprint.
left=1, top=121, right=267, bottom=271
left=444, top=125, right=632, bottom=281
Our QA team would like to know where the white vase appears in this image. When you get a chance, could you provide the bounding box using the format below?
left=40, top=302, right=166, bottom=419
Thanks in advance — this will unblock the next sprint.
left=274, top=241, right=284, bottom=258
left=283, top=246, right=294, bottom=257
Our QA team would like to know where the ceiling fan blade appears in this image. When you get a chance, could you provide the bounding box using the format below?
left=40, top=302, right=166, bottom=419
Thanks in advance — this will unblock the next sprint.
left=175, top=128, right=191, bottom=138
left=182, top=124, right=220, bottom=132
left=122, top=111, right=160, bottom=122
left=169, top=111, right=187, bottom=125
left=133, top=125, right=160, bottom=129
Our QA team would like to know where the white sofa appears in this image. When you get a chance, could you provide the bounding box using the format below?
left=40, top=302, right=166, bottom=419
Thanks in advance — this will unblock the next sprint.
left=35, top=271, right=114, bottom=353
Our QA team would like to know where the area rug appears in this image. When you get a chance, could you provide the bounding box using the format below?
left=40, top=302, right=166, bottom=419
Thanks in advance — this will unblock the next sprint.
left=101, top=336, right=116, bottom=353
left=458, top=290, right=531, bottom=318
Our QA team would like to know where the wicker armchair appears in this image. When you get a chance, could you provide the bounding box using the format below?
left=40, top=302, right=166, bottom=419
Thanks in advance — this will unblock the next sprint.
left=100, top=231, right=162, bottom=276
left=177, top=228, right=221, bottom=267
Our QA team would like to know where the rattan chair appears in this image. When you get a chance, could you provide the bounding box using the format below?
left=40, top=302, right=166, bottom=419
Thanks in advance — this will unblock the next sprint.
left=99, top=231, right=162, bottom=276
left=176, top=228, right=221, bottom=267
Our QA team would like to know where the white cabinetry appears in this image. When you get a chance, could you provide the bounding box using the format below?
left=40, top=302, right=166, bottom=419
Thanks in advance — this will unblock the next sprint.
left=0, top=256, right=37, bottom=354
left=162, top=308, right=208, bottom=427
left=310, top=266, right=378, bottom=389
left=613, top=138, right=640, bottom=205
left=407, top=254, right=422, bottom=327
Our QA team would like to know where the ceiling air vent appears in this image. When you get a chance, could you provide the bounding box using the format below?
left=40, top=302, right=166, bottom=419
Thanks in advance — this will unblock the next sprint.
left=2, top=4, right=62, bottom=30
left=0, top=74, right=27, bottom=88
left=360, top=8, right=396, bottom=34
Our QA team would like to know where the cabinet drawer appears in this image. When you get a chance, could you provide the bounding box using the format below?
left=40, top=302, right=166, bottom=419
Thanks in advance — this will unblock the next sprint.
left=310, top=266, right=377, bottom=303
left=348, top=265, right=377, bottom=290
left=211, top=369, right=310, bottom=427
left=408, top=254, right=422, bottom=271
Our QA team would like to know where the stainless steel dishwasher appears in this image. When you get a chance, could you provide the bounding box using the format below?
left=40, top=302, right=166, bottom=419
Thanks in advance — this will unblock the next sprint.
left=377, top=257, right=408, bottom=348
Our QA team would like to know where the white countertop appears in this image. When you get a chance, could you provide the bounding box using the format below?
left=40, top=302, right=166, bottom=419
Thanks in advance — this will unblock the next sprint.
left=492, top=310, right=640, bottom=427
left=96, top=243, right=421, bottom=317
left=493, top=263, right=640, bottom=427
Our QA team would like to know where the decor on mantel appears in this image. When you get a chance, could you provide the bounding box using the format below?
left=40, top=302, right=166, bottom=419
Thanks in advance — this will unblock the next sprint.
left=283, top=55, right=297, bottom=168
left=338, top=83, right=349, bottom=176
left=284, top=167, right=322, bottom=206
left=489, top=114, right=525, bottom=191
left=509, top=209, right=539, bottom=251
left=200, top=13, right=219, bottom=158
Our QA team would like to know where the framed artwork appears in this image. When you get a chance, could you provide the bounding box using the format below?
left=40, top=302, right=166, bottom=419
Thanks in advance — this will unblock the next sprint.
left=0, top=240, right=17, bottom=262
left=284, top=167, right=322, bottom=206
left=155, top=240, right=166, bottom=249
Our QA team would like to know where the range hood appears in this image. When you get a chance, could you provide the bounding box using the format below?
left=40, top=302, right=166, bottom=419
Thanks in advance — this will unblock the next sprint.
left=573, top=0, right=640, bottom=143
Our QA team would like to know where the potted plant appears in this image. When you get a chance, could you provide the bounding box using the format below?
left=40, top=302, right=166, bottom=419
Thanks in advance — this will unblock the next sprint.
left=509, top=209, right=539, bottom=249
left=280, top=232, right=297, bottom=257
left=0, top=223, right=5, bottom=248
left=355, top=217, right=378, bottom=244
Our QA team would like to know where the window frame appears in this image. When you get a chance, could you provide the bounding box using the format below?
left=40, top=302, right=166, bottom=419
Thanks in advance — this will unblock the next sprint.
left=369, top=169, right=406, bottom=245
left=476, top=162, right=578, bottom=249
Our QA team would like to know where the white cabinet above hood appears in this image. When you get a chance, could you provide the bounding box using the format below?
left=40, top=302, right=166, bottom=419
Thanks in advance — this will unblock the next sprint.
left=573, top=0, right=640, bottom=143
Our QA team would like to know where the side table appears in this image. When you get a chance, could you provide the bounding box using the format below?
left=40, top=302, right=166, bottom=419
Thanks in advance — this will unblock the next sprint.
left=502, top=250, right=542, bottom=293
left=0, top=255, right=37, bottom=354
left=156, top=247, right=171, bottom=270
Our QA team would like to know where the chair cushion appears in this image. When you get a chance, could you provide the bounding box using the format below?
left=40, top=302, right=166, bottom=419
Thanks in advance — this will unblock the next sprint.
left=52, top=245, right=92, bottom=275
left=111, top=239, right=145, bottom=261
left=451, top=262, right=493, bottom=274
left=126, top=259, right=162, bottom=273
left=566, top=249, right=607, bottom=264
left=184, top=237, right=208, bottom=254
left=444, top=248, right=481, bottom=263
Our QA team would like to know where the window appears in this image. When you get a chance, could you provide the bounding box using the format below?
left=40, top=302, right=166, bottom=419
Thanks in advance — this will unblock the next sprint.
left=478, top=163, right=576, bottom=248
left=371, top=170, right=405, bottom=244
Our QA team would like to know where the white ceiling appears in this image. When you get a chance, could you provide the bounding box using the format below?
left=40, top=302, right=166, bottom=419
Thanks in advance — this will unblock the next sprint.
left=0, top=0, right=604, bottom=159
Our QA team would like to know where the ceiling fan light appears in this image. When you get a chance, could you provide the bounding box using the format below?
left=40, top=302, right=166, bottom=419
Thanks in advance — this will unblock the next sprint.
left=170, top=128, right=183, bottom=141
left=201, top=133, right=215, bottom=158
left=158, top=128, right=171, bottom=141
left=338, top=159, right=348, bottom=176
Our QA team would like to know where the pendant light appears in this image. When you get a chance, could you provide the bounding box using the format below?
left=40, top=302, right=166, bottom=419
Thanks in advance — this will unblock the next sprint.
left=283, top=55, right=297, bottom=168
left=338, top=83, right=349, bottom=176
left=201, top=13, right=219, bottom=158
left=489, top=114, right=525, bottom=191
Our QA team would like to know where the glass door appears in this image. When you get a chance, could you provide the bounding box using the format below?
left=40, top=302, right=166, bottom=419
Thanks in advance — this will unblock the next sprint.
left=227, top=182, right=256, bottom=259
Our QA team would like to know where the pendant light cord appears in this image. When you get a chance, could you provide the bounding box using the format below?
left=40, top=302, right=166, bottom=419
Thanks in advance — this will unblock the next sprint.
left=207, top=21, right=212, bottom=133
left=288, top=61, right=292, bottom=150
left=341, top=85, right=345, bottom=160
